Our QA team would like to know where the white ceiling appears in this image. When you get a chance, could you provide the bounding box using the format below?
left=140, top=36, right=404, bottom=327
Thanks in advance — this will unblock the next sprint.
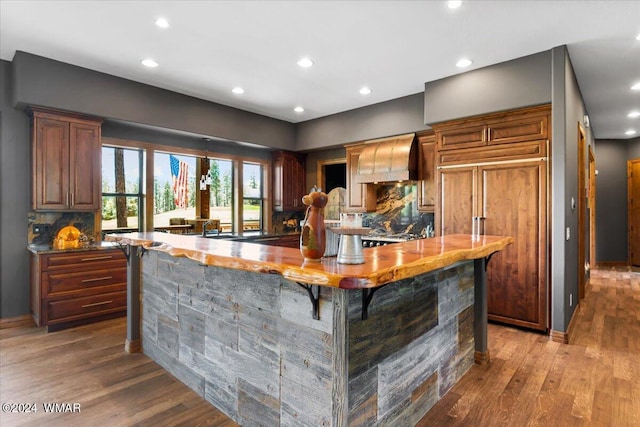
left=1, top=1, right=639, bottom=139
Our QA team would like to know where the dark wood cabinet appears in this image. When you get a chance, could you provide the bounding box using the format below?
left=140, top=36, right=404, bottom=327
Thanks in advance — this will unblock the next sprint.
left=417, top=131, right=436, bottom=212
left=30, top=107, right=102, bottom=211
left=434, top=104, right=550, bottom=331
left=345, top=144, right=376, bottom=212
left=30, top=248, right=127, bottom=331
left=273, top=150, right=307, bottom=211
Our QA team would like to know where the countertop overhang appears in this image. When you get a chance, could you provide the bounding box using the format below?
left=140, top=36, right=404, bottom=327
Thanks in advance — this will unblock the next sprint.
left=106, top=232, right=513, bottom=289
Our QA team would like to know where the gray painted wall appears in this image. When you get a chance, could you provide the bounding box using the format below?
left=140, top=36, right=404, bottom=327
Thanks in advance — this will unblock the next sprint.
left=0, top=60, right=31, bottom=317
left=12, top=51, right=296, bottom=151
left=594, top=140, right=629, bottom=262
left=423, top=51, right=552, bottom=124
left=296, top=93, right=428, bottom=151
left=629, top=137, right=640, bottom=159
left=552, top=47, right=593, bottom=331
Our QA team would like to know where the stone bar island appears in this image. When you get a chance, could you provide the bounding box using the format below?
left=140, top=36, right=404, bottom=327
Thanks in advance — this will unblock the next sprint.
left=107, top=232, right=512, bottom=426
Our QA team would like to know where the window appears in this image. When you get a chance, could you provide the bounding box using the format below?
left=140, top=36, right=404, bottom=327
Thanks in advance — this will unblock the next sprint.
left=243, top=162, right=263, bottom=231
left=102, top=139, right=270, bottom=235
left=101, top=147, right=144, bottom=232
left=153, top=152, right=197, bottom=227
left=208, top=159, right=233, bottom=232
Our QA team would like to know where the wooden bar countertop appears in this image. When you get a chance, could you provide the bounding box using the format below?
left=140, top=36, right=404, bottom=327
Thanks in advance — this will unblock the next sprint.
left=106, top=232, right=513, bottom=289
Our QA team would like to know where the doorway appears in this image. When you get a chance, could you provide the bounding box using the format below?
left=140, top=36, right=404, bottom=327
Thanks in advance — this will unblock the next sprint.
left=317, top=158, right=346, bottom=193
left=629, top=158, right=640, bottom=266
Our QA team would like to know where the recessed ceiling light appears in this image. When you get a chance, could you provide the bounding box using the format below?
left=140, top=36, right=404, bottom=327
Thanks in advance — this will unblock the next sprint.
left=628, top=111, right=640, bottom=118
left=448, top=1, right=462, bottom=9
left=359, top=87, right=372, bottom=95
left=155, top=17, right=169, bottom=28
left=294, top=106, right=305, bottom=113
left=456, top=58, right=472, bottom=68
left=632, top=82, right=640, bottom=91
left=625, top=129, right=637, bottom=135
left=141, top=58, right=158, bottom=68
left=297, top=58, right=314, bottom=68
left=232, top=87, right=244, bottom=94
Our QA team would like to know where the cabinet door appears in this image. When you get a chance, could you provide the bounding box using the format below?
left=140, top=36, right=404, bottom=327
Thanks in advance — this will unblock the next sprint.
left=33, top=118, right=69, bottom=210
left=417, top=135, right=435, bottom=212
left=438, top=166, right=476, bottom=235
left=345, top=146, right=376, bottom=212
left=69, top=123, right=101, bottom=210
left=479, top=160, right=547, bottom=330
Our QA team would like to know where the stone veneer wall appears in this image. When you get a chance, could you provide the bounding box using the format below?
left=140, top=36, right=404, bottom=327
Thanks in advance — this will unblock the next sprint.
left=141, top=251, right=474, bottom=426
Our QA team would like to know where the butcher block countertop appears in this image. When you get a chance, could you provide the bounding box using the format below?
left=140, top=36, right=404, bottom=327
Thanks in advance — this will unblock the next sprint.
left=106, top=232, right=512, bottom=289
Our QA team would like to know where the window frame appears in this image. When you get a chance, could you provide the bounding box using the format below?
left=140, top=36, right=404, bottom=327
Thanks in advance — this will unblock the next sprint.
left=101, top=137, right=272, bottom=235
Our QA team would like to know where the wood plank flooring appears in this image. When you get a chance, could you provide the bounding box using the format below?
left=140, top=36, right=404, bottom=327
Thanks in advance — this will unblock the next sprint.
left=1, top=267, right=638, bottom=426
left=420, top=266, right=640, bottom=426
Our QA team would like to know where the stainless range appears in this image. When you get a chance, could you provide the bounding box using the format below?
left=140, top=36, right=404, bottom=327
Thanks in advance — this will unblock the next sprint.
left=361, top=233, right=431, bottom=247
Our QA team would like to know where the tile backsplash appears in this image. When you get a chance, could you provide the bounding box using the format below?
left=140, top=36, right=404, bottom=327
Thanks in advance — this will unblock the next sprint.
left=272, top=184, right=434, bottom=236
left=28, top=212, right=97, bottom=245
left=364, top=183, right=434, bottom=235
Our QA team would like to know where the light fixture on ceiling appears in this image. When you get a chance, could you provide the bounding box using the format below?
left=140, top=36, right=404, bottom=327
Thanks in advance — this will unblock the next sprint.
left=297, top=57, right=314, bottom=68
left=625, top=129, right=637, bottom=136
left=141, top=58, right=158, bottom=68
left=456, top=58, right=472, bottom=68
left=294, top=106, right=305, bottom=113
left=155, top=17, right=169, bottom=28
left=232, top=87, right=245, bottom=94
left=628, top=111, right=640, bottom=118
left=448, top=1, right=462, bottom=9
left=632, top=82, right=640, bottom=91
left=359, top=87, right=372, bottom=95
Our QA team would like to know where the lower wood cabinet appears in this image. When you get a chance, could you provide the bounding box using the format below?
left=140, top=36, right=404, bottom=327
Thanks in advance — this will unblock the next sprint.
left=30, top=248, right=127, bottom=331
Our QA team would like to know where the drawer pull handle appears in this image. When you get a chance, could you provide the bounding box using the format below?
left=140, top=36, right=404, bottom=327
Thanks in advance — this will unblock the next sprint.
left=81, top=276, right=112, bottom=283
left=80, top=256, right=113, bottom=262
left=82, top=300, right=112, bottom=308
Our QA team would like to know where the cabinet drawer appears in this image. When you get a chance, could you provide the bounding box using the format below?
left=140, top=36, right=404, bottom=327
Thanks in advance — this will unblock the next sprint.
left=42, top=250, right=126, bottom=271
left=47, top=291, right=126, bottom=323
left=488, top=115, right=548, bottom=145
left=437, top=125, right=486, bottom=150
left=43, top=267, right=126, bottom=296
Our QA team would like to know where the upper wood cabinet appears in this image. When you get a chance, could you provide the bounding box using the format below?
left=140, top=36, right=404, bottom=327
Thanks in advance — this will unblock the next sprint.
left=272, top=150, right=307, bottom=211
left=417, top=131, right=436, bottom=212
left=345, top=144, right=376, bottom=212
left=435, top=104, right=549, bottom=151
left=30, top=107, right=102, bottom=211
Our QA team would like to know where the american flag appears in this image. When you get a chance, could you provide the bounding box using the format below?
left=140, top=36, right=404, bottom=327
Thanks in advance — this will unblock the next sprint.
left=170, top=154, right=189, bottom=209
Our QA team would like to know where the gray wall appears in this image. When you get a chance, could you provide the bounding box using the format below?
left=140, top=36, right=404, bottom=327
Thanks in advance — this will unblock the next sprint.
left=0, top=60, right=31, bottom=318
left=594, top=136, right=640, bottom=263
left=423, top=51, right=552, bottom=124
left=550, top=47, right=593, bottom=332
left=296, top=93, right=428, bottom=150
left=629, top=137, right=640, bottom=159
left=12, top=51, right=296, bottom=151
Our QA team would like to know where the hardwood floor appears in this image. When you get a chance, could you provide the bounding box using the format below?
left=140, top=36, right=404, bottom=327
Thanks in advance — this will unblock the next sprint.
left=419, top=266, right=640, bottom=426
left=1, top=267, right=638, bottom=426
left=0, top=318, right=238, bottom=427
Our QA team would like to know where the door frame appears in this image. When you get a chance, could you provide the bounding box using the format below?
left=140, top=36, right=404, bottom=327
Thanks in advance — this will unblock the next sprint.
left=629, top=158, right=640, bottom=266
left=577, top=123, right=586, bottom=300
left=589, top=147, right=596, bottom=269
left=316, top=158, right=346, bottom=193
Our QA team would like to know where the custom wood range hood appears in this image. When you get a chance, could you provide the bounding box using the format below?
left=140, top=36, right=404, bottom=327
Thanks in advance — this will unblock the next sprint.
left=355, top=133, right=417, bottom=183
